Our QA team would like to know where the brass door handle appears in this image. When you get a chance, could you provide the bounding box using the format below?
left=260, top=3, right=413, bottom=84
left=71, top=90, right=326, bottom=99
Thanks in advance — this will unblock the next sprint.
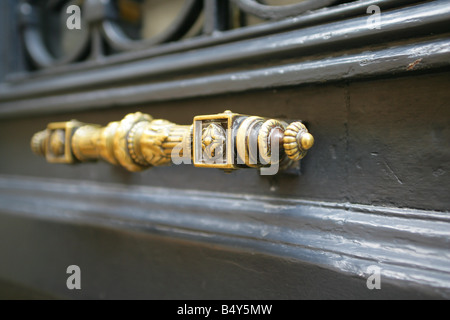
left=31, top=111, right=313, bottom=175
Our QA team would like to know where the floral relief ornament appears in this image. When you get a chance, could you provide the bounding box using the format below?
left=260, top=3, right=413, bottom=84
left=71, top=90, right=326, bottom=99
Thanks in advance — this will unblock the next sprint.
left=201, top=123, right=226, bottom=161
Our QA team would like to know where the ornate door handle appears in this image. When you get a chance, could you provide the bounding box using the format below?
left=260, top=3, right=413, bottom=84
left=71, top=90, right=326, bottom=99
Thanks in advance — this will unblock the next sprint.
left=31, top=111, right=313, bottom=174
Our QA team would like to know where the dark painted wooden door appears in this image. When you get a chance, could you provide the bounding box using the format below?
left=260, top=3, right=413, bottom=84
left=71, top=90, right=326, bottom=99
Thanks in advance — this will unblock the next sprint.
left=0, top=0, right=449, bottom=299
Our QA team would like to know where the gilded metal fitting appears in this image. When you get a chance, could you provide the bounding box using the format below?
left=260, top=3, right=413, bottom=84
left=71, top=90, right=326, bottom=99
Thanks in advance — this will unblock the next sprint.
left=31, top=111, right=313, bottom=174
left=283, top=121, right=315, bottom=161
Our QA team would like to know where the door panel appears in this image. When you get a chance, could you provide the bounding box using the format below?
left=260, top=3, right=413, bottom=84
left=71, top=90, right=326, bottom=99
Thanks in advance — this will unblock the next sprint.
left=0, top=0, right=449, bottom=299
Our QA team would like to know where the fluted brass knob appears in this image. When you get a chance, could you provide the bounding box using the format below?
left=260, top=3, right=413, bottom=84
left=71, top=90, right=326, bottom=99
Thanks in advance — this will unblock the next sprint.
left=30, top=129, right=47, bottom=157
left=31, top=111, right=313, bottom=174
left=283, top=121, right=314, bottom=161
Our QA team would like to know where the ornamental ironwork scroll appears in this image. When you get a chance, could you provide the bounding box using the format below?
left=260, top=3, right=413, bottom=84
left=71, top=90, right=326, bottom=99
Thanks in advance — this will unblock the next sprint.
left=18, top=0, right=343, bottom=70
